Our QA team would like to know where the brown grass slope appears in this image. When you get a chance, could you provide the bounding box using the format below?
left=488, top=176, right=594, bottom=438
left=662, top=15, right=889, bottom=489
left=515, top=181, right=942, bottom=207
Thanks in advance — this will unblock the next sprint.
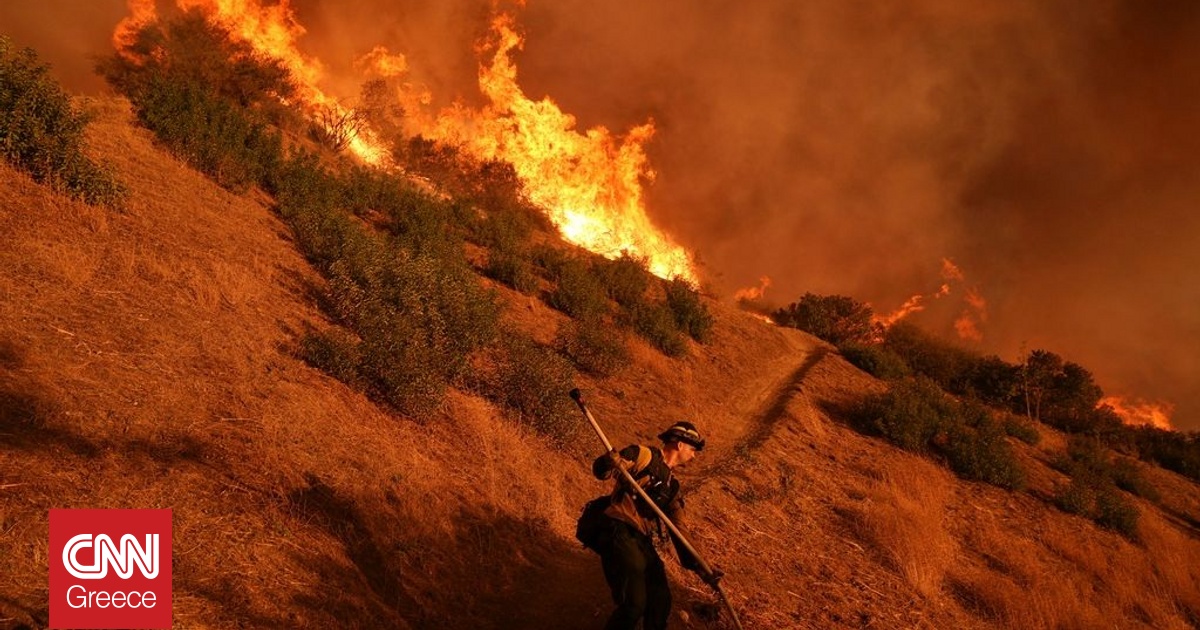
left=2, top=99, right=1200, bottom=629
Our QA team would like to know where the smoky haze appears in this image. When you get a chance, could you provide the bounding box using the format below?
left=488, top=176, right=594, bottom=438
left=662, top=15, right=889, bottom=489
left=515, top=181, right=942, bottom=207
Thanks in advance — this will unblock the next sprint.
left=1, top=0, right=1196, bottom=429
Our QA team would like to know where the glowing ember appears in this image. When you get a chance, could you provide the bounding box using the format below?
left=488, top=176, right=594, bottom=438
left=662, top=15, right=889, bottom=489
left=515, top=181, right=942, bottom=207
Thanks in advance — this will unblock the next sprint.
left=1100, top=396, right=1175, bottom=430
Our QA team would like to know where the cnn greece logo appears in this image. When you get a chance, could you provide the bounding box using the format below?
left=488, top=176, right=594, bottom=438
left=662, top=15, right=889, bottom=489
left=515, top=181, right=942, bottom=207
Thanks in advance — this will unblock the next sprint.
left=50, top=509, right=172, bottom=629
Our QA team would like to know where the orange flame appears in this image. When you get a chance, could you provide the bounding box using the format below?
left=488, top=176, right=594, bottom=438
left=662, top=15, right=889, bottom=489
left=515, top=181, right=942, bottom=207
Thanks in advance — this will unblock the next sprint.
left=872, top=258, right=989, bottom=341
left=355, top=46, right=408, bottom=78
left=412, top=15, right=697, bottom=283
left=872, top=294, right=927, bottom=329
left=734, top=276, right=772, bottom=302
left=113, top=0, right=158, bottom=53
left=1100, top=396, right=1175, bottom=430
left=954, top=287, right=988, bottom=342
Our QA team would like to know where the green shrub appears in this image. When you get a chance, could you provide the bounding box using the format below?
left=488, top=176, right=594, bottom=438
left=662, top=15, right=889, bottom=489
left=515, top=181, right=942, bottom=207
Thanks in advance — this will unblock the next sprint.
left=630, top=301, right=687, bottom=357
left=531, top=243, right=571, bottom=280
left=665, top=278, right=714, bottom=343
left=856, top=377, right=953, bottom=453
left=1052, top=437, right=1144, bottom=539
left=556, top=317, right=631, bottom=377
left=598, top=253, right=653, bottom=309
left=493, top=337, right=580, bottom=444
left=300, top=328, right=361, bottom=385
left=272, top=152, right=499, bottom=419
left=1110, top=458, right=1160, bottom=502
left=133, top=77, right=281, bottom=191
left=1054, top=476, right=1095, bottom=516
left=838, top=342, right=910, bottom=380
left=1002, top=417, right=1041, bottom=445
left=484, top=249, right=539, bottom=295
left=548, top=258, right=609, bottom=319
left=0, top=38, right=125, bottom=206
left=942, top=409, right=1026, bottom=490
left=1094, top=488, right=1140, bottom=538
left=773, top=293, right=878, bottom=345
left=856, top=378, right=1026, bottom=489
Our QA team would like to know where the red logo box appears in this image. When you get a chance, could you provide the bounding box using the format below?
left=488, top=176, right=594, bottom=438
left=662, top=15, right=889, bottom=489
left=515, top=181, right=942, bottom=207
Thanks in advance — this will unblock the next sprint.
left=49, top=509, right=172, bottom=629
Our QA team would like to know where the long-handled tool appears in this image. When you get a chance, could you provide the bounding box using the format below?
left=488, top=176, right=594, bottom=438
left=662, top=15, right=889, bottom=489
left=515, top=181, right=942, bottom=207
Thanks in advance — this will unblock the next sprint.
left=569, top=388, right=745, bottom=630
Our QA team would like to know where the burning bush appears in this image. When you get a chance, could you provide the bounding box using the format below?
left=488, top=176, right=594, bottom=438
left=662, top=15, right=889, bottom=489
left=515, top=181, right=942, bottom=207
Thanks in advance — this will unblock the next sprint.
left=0, top=37, right=124, bottom=206
left=98, top=9, right=295, bottom=111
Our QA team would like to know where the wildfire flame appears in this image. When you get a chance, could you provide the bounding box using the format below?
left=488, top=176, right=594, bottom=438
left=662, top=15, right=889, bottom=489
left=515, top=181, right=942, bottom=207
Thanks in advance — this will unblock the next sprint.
left=114, top=3, right=698, bottom=283
left=734, top=276, right=772, bottom=302
left=1100, top=396, right=1175, bottom=430
left=414, top=15, right=697, bottom=282
left=872, top=257, right=988, bottom=342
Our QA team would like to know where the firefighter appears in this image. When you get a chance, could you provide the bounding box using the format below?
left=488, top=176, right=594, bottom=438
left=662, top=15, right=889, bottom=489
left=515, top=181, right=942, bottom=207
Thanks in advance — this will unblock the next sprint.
left=586, top=421, right=721, bottom=630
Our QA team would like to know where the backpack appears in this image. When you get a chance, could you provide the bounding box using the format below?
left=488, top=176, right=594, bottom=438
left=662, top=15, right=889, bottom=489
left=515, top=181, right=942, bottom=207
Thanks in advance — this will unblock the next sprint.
left=574, top=495, right=614, bottom=552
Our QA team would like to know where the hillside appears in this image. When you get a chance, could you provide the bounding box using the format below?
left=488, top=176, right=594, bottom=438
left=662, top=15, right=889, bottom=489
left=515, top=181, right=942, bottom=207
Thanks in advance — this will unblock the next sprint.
left=2, top=98, right=1200, bottom=630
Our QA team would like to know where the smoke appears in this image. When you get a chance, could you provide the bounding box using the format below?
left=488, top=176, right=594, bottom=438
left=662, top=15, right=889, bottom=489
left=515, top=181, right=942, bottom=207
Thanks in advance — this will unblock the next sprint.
left=1, top=0, right=1196, bottom=428
left=507, top=0, right=1200, bottom=429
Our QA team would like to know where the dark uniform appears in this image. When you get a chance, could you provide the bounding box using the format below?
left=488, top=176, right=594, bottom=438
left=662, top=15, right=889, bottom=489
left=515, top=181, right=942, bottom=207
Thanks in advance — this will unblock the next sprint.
left=591, top=439, right=703, bottom=630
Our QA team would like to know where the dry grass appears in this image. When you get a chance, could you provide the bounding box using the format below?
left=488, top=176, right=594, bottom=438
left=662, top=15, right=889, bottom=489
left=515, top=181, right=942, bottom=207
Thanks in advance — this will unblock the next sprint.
left=850, top=457, right=956, bottom=599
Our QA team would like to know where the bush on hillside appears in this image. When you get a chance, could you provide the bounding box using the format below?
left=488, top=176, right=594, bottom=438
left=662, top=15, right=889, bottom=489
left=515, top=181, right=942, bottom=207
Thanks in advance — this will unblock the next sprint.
left=555, top=317, right=631, bottom=377
left=134, top=77, right=282, bottom=190
left=483, top=249, right=539, bottom=295
left=773, top=293, right=878, bottom=345
left=598, top=253, right=653, bottom=309
left=1132, top=427, right=1200, bottom=483
left=941, top=402, right=1026, bottom=490
left=300, top=327, right=361, bottom=385
left=838, top=342, right=911, bottom=380
left=882, top=323, right=977, bottom=392
left=272, top=153, right=499, bottom=418
left=665, top=278, right=714, bottom=343
left=492, top=337, right=580, bottom=444
left=855, top=377, right=1026, bottom=489
left=630, top=301, right=688, bottom=357
left=1052, top=436, right=1144, bottom=539
left=855, top=377, right=953, bottom=453
left=1002, top=415, right=1041, bottom=445
left=97, top=10, right=295, bottom=111
left=531, top=243, right=571, bottom=280
left=548, top=258, right=609, bottom=319
left=0, top=38, right=125, bottom=206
